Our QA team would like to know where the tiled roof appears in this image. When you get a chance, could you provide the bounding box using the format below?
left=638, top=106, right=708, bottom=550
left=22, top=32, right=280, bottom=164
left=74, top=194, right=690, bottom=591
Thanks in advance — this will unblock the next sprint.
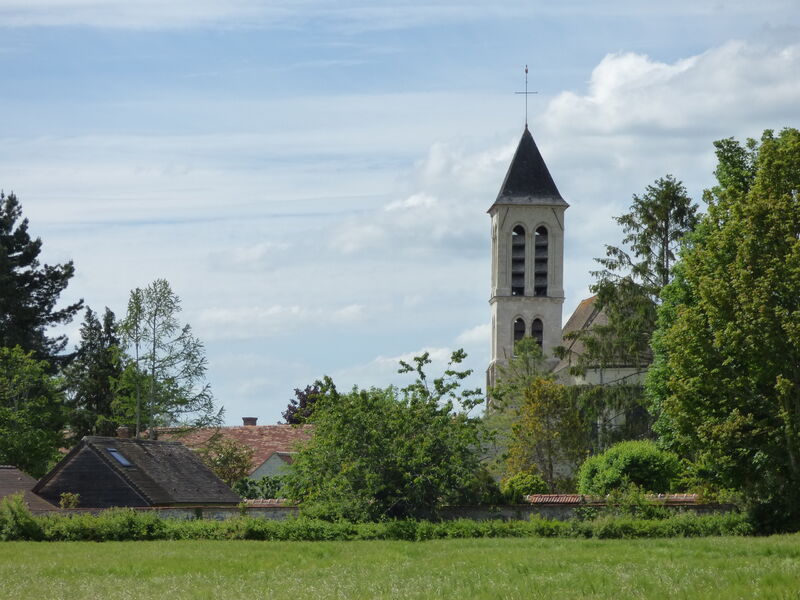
left=0, top=465, right=58, bottom=511
left=525, top=494, right=585, bottom=505
left=523, top=493, right=700, bottom=505
left=161, top=425, right=313, bottom=475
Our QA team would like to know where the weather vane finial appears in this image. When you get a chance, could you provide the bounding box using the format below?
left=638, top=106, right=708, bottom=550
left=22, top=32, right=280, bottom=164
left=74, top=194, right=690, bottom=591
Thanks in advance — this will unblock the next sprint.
left=514, top=65, right=538, bottom=128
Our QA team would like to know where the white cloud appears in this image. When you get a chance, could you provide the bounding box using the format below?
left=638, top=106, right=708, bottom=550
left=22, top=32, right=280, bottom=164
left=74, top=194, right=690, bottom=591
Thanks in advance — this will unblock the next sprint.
left=456, top=323, right=491, bottom=347
left=197, top=303, right=366, bottom=340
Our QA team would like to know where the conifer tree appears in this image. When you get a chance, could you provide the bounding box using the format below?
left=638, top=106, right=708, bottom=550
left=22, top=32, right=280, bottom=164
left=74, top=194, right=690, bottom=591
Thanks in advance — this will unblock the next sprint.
left=63, top=307, right=123, bottom=440
left=0, top=192, right=83, bottom=365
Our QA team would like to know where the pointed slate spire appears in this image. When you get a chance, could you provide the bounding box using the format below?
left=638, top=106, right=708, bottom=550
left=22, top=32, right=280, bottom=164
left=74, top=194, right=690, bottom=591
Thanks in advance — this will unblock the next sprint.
left=494, top=126, right=566, bottom=206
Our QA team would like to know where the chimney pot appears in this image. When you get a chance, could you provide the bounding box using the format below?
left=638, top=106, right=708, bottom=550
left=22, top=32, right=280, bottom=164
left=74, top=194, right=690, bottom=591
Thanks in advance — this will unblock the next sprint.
left=242, top=417, right=258, bottom=426
left=117, top=426, right=131, bottom=438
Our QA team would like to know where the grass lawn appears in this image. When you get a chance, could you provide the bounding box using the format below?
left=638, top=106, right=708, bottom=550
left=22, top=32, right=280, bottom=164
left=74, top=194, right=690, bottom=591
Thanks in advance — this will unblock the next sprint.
left=1, top=535, right=799, bottom=599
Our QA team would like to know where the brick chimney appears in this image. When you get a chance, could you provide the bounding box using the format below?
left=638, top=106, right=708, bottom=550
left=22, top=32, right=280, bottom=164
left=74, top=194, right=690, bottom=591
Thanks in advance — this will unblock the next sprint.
left=116, top=426, right=131, bottom=438
left=242, top=417, right=258, bottom=426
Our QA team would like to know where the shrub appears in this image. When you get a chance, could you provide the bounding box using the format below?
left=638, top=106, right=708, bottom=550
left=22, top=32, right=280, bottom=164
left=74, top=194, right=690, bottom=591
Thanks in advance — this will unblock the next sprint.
left=577, top=440, right=683, bottom=496
left=58, top=492, right=80, bottom=509
left=0, top=493, right=42, bottom=541
left=500, top=472, right=548, bottom=503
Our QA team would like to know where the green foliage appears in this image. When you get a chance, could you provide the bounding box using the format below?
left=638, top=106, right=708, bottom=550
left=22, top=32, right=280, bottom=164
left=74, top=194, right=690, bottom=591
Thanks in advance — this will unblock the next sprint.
left=62, top=306, right=124, bottom=440
left=564, top=175, right=699, bottom=376
left=284, top=350, right=487, bottom=521
left=0, top=192, right=83, bottom=365
left=577, top=440, right=683, bottom=496
left=505, top=377, right=586, bottom=492
left=647, top=128, right=800, bottom=532
left=0, top=504, right=753, bottom=541
left=196, top=436, right=254, bottom=487
left=58, top=492, right=80, bottom=509
left=118, top=279, right=221, bottom=438
left=0, top=493, right=42, bottom=541
left=281, top=376, right=338, bottom=424
left=0, top=346, right=65, bottom=477
left=234, top=475, right=286, bottom=499
left=500, top=472, right=548, bottom=503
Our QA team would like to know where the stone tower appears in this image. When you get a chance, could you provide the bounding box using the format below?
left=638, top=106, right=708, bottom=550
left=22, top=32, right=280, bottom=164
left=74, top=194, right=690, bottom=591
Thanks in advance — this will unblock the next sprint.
left=487, top=125, right=568, bottom=388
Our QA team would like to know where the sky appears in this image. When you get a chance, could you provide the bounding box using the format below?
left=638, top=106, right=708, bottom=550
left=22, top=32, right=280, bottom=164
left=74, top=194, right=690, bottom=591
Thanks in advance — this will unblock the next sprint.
left=1, top=0, right=798, bottom=425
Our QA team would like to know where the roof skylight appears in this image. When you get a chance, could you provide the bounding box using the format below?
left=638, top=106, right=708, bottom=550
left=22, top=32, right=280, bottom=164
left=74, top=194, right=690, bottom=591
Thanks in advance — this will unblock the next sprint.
left=106, top=447, right=132, bottom=467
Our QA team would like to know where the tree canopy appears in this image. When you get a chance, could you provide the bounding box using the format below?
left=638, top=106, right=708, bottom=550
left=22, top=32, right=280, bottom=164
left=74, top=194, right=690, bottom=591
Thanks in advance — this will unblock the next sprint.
left=647, top=128, right=800, bottom=530
left=0, top=192, right=82, bottom=365
left=118, top=279, right=220, bottom=437
left=284, top=350, right=489, bottom=521
left=0, top=346, right=65, bottom=477
left=62, top=307, right=123, bottom=441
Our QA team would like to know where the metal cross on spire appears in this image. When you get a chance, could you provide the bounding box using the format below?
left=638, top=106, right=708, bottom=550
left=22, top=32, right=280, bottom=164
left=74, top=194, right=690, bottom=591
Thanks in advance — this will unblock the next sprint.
left=514, top=65, right=538, bottom=128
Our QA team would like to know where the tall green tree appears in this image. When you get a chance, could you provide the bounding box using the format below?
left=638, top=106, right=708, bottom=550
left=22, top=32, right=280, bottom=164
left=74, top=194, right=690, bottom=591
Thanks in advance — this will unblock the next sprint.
left=505, top=377, right=586, bottom=492
left=557, top=176, right=699, bottom=452
left=647, top=128, right=800, bottom=531
left=119, top=279, right=220, bottom=438
left=0, top=346, right=65, bottom=477
left=284, top=350, right=488, bottom=521
left=62, top=307, right=123, bottom=441
left=568, top=175, right=699, bottom=374
left=0, top=192, right=83, bottom=365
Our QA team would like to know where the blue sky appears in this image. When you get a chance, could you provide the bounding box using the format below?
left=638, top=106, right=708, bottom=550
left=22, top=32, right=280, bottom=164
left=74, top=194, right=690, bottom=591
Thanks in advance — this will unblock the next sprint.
left=1, top=0, right=798, bottom=424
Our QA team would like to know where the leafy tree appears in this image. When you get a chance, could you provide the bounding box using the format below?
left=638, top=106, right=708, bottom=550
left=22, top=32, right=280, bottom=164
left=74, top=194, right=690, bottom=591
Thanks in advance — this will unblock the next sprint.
left=505, top=377, right=586, bottom=492
left=197, top=436, right=254, bottom=487
left=62, top=307, right=123, bottom=441
left=119, top=279, right=220, bottom=438
left=647, top=128, right=800, bottom=531
left=0, top=346, right=65, bottom=477
left=281, top=376, right=338, bottom=424
left=556, top=176, right=699, bottom=452
left=484, top=338, right=550, bottom=476
left=234, top=475, right=286, bottom=500
left=284, top=350, right=488, bottom=521
left=0, top=192, right=83, bottom=365
left=566, top=175, right=699, bottom=376
left=576, top=440, right=682, bottom=496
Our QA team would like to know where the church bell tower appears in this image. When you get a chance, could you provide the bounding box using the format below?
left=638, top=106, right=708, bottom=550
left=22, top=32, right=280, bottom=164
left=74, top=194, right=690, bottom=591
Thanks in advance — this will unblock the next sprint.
left=488, top=125, right=567, bottom=387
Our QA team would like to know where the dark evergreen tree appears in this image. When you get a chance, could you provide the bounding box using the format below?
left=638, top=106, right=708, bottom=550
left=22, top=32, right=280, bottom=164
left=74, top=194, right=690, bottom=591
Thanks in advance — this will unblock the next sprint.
left=0, top=192, right=83, bottom=364
left=63, top=307, right=123, bottom=441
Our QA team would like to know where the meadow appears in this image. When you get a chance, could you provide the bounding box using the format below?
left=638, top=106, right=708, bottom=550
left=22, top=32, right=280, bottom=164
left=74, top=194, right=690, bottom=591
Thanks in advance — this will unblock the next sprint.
left=1, top=535, right=799, bottom=600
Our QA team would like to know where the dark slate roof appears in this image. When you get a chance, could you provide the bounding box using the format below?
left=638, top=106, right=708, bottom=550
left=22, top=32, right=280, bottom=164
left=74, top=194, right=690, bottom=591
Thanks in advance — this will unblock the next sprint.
left=35, top=437, right=240, bottom=506
left=493, top=126, right=567, bottom=207
left=0, top=465, right=58, bottom=511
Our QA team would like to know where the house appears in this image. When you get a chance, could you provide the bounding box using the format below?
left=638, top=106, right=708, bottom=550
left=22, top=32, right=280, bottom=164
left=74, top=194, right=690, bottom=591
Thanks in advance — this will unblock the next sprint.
left=0, top=465, right=57, bottom=511
left=162, top=418, right=313, bottom=479
left=33, top=435, right=240, bottom=508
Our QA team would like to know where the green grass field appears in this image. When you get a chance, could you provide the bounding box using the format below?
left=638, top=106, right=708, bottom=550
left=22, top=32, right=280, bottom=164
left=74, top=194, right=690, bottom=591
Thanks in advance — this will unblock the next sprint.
left=1, top=535, right=799, bottom=599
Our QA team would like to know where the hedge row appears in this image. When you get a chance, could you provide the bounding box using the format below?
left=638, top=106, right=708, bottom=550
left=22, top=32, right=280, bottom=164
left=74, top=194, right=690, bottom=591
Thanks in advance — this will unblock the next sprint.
left=0, top=496, right=752, bottom=542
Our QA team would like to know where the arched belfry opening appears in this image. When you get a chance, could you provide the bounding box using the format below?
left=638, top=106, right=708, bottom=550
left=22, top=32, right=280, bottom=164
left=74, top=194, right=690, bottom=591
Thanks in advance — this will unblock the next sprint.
left=511, top=225, right=525, bottom=296
left=513, top=317, right=526, bottom=348
left=534, top=226, right=548, bottom=296
left=531, top=318, right=543, bottom=347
